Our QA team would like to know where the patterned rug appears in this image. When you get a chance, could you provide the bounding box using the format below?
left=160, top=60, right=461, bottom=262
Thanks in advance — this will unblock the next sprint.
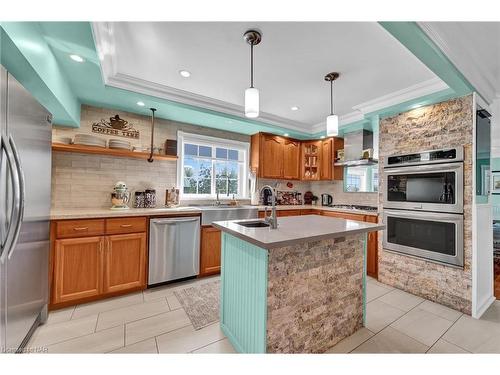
left=174, top=280, right=220, bottom=330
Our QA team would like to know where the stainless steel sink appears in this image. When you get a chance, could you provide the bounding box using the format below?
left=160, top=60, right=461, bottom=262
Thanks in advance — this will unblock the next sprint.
left=236, top=220, right=270, bottom=228
left=193, top=205, right=258, bottom=225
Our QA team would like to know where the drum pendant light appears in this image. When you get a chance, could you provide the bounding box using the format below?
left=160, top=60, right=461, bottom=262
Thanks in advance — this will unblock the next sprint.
left=243, top=30, right=262, bottom=118
left=324, top=72, right=340, bottom=136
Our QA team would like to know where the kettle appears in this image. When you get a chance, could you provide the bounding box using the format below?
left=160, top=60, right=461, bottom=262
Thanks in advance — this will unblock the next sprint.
left=321, top=194, right=333, bottom=206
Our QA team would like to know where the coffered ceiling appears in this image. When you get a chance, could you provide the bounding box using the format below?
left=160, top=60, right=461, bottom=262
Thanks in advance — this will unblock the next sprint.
left=93, top=22, right=447, bottom=134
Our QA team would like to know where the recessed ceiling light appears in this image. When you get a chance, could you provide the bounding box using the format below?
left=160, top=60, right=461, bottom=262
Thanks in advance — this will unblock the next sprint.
left=291, top=106, right=299, bottom=111
left=179, top=70, right=191, bottom=78
left=69, top=54, right=84, bottom=63
left=283, top=133, right=289, bottom=137
left=137, top=101, right=145, bottom=107
left=320, top=135, right=326, bottom=139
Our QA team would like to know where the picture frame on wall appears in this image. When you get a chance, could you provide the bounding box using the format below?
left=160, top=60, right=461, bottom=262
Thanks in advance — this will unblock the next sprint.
left=492, top=171, right=500, bottom=195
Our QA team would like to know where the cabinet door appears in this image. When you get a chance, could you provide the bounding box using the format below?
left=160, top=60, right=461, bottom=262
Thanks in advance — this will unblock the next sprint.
left=200, top=226, right=222, bottom=277
left=53, top=236, right=104, bottom=304
left=261, top=135, right=284, bottom=178
left=103, top=233, right=147, bottom=294
left=366, top=231, right=378, bottom=278
left=301, top=141, right=321, bottom=180
left=283, top=139, right=300, bottom=179
left=277, top=210, right=302, bottom=217
left=320, top=211, right=365, bottom=222
left=364, top=215, right=379, bottom=278
left=320, top=139, right=333, bottom=180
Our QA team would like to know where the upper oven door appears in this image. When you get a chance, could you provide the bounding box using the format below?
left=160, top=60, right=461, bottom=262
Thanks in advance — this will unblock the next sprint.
left=383, top=162, right=463, bottom=213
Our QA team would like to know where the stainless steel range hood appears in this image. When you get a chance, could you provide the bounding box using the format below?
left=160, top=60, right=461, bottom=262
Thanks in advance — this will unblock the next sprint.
left=334, top=129, right=378, bottom=167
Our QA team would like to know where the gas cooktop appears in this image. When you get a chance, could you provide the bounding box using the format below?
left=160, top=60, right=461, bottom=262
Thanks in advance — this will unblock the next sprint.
left=328, top=204, right=378, bottom=212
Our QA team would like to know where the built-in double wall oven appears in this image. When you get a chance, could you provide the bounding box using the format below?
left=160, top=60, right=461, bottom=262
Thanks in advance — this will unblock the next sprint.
left=383, top=148, right=464, bottom=267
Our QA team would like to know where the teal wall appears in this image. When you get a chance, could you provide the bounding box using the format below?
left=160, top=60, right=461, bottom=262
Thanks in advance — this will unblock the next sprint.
left=492, top=158, right=500, bottom=213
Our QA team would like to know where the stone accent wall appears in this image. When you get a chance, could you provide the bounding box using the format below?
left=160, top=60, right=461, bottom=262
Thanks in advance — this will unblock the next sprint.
left=51, top=105, right=250, bottom=209
left=378, top=95, right=473, bottom=314
left=266, top=234, right=364, bottom=353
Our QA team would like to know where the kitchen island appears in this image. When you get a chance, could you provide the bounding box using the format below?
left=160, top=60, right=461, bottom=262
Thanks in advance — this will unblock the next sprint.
left=213, top=215, right=384, bottom=353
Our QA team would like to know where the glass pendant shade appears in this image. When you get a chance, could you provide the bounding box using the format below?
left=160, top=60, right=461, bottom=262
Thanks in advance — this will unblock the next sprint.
left=326, top=114, right=339, bottom=136
left=245, top=87, right=259, bottom=118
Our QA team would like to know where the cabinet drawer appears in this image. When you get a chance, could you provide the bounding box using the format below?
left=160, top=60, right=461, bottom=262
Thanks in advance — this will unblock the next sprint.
left=106, top=217, right=147, bottom=235
left=56, top=219, right=105, bottom=239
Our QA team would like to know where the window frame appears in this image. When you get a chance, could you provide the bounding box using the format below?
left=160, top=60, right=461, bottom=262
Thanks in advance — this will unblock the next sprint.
left=177, top=131, right=250, bottom=200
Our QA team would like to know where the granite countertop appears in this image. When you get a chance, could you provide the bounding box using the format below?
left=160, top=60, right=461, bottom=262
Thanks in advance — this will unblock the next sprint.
left=212, top=215, right=385, bottom=250
left=50, top=207, right=202, bottom=220
left=50, top=204, right=378, bottom=220
left=255, top=204, right=379, bottom=216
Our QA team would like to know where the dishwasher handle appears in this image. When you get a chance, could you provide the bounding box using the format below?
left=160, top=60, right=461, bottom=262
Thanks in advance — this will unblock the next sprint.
left=151, top=217, right=200, bottom=225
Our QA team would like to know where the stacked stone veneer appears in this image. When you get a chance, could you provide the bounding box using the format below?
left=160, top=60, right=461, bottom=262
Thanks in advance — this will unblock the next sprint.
left=266, top=234, right=364, bottom=353
left=378, top=95, right=473, bottom=314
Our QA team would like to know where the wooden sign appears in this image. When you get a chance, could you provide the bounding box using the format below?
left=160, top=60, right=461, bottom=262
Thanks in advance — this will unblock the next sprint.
left=92, top=115, right=140, bottom=139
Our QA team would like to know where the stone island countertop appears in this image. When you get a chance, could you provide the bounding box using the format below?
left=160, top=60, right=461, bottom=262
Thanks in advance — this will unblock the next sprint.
left=212, top=214, right=384, bottom=250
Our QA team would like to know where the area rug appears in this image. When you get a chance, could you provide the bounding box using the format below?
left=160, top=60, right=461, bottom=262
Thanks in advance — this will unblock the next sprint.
left=174, top=280, right=220, bottom=330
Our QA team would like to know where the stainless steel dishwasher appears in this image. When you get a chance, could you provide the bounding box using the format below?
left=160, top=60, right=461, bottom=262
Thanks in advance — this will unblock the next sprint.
left=148, top=216, right=200, bottom=286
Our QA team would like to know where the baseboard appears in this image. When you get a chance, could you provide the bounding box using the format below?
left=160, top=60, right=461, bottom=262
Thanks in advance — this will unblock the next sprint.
left=473, top=295, right=495, bottom=319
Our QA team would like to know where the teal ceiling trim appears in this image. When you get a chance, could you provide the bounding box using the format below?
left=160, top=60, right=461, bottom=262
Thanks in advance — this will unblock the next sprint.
left=379, top=22, right=475, bottom=97
left=0, top=22, right=80, bottom=126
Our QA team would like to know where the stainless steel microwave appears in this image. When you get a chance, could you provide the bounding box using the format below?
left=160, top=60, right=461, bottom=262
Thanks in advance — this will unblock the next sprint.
left=383, top=148, right=464, bottom=214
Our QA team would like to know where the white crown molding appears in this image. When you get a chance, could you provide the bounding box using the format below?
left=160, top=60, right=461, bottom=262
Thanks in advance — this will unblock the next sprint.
left=352, top=77, right=448, bottom=115
left=91, top=22, right=118, bottom=86
left=418, top=22, right=497, bottom=104
left=106, top=72, right=309, bottom=133
left=92, top=23, right=450, bottom=135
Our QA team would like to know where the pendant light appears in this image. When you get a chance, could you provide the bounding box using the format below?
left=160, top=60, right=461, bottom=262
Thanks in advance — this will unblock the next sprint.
left=324, top=72, right=340, bottom=136
left=243, top=30, right=262, bottom=118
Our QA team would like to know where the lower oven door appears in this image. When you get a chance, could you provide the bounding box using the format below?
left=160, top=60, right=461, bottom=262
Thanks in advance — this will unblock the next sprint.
left=383, top=209, right=464, bottom=267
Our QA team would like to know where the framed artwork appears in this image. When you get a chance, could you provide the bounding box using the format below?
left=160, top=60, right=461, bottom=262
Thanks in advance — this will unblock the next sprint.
left=492, top=171, right=500, bottom=194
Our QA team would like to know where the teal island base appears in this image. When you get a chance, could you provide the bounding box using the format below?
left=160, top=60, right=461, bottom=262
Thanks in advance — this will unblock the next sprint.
left=220, top=232, right=367, bottom=353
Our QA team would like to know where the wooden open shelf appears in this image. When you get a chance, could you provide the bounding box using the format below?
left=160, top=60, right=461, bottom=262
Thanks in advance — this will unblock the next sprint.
left=52, top=143, right=178, bottom=161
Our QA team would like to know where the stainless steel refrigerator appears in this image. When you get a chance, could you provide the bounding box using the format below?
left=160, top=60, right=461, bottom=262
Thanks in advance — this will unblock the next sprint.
left=0, top=65, right=52, bottom=353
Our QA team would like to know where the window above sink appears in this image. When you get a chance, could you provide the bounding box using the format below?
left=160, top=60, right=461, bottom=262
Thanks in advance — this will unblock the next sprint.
left=177, top=131, right=250, bottom=200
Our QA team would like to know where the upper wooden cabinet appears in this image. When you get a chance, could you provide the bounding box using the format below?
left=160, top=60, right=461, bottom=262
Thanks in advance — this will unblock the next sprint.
left=250, top=132, right=343, bottom=181
left=283, top=138, right=301, bottom=179
left=251, top=133, right=299, bottom=180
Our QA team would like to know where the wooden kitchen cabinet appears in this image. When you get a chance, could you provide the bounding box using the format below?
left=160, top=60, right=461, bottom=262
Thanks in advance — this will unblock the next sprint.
left=53, top=236, right=104, bottom=304
left=103, top=233, right=146, bottom=294
left=301, top=140, right=321, bottom=181
left=260, top=134, right=284, bottom=179
left=50, top=217, right=148, bottom=309
left=250, top=133, right=299, bottom=180
left=250, top=132, right=343, bottom=181
left=320, top=137, right=344, bottom=181
left=283, top=138, right=301, bottom=179
left=200, top=226, right=222, bottom=277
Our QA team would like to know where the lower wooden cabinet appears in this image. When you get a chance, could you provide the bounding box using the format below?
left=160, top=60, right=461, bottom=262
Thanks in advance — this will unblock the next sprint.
left=103, top=233, right=146, bottom=294
left=51, top=218, right=148, bottom=308
left=53, top=236, right=104, bottom=304
left=200, top=226, right=222, bottom=277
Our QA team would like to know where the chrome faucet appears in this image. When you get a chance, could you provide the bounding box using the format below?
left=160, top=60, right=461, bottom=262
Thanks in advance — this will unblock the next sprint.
left=215, top=191, right=221, bottom=206
left=261, top=185, right=278, bottom=229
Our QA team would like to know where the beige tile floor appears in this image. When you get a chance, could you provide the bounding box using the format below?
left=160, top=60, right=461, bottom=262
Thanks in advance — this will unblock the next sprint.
left=27, top=275, right=500, bottom=354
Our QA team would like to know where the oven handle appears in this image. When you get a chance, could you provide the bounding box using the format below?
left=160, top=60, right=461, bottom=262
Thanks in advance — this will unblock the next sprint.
left=383, top=162, right=463, bottom=175
left=382, top=209, right=464, bottom=223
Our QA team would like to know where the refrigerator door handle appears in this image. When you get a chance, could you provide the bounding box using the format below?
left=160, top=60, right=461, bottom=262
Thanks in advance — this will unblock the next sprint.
left=6, top=134, right=25, bottom=260
left=0, top=133, right=21, bottom=263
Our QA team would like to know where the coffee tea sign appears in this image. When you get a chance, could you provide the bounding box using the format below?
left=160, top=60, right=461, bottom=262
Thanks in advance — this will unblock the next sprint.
left=92, top=115, right=140, bottom=139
